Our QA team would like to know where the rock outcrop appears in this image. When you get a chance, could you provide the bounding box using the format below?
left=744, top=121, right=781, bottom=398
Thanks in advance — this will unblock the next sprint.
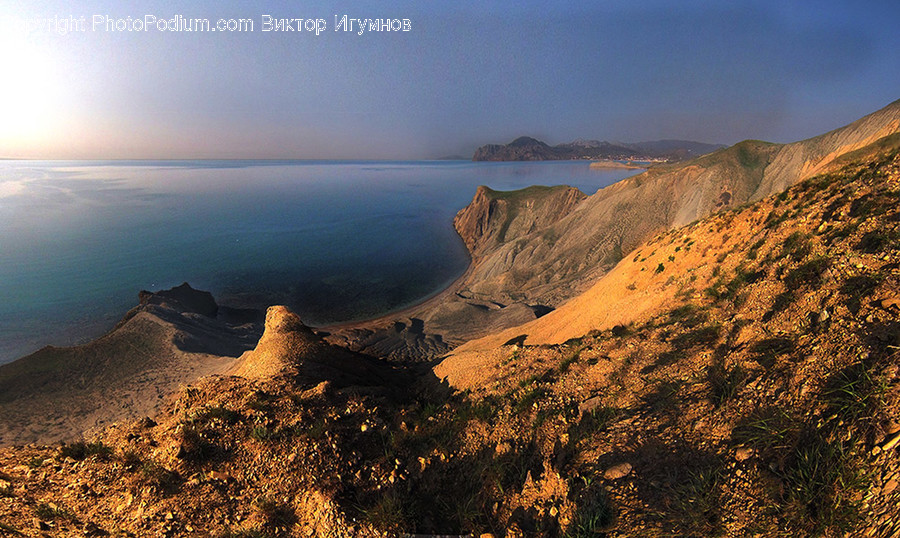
left=232, top=305, right=403, bottom=391
left=453, top=185, right=586, bottom=257
left=0, top=284, right=263, bottom=447
left=230, top=306, right=319, bottom=380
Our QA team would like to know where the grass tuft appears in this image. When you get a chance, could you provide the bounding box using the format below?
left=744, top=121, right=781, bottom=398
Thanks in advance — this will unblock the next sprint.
left=57, top=441, right=112, bottom=461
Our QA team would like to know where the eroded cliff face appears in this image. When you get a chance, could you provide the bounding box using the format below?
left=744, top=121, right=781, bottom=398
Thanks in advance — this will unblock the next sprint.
left=453, top=185, right=586, bottom=258
left=451, top=99, right=900, bottom=309
left=325, top=185, right=588, bottom=360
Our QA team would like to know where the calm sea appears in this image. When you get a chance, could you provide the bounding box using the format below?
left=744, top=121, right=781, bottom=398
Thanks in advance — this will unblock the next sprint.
left=0, top=160, right=636, bottom=365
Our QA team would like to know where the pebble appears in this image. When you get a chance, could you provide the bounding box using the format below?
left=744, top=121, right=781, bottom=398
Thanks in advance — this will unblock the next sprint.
left=882, top=432, right=900, bottom=451
left=604, top=462, right=633, bottom=480
left=883, top=478, right=898, bottom=495
left=208, top=470, right=231, bottom=482
left=734, top=447, right=755, bottom=462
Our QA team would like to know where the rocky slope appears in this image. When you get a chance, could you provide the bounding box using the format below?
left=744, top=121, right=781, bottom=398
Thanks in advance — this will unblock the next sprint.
left=0, top=284, right=262, bottom=447
left=432, top=138, right=900, bottom=536
left=1, top=127, right=899, bottom=537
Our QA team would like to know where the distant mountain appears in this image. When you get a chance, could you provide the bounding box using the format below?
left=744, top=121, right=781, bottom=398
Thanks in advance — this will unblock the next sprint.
left=473, top=136, right=724, bottom=162
left=621, top=139, right=727, bottom=160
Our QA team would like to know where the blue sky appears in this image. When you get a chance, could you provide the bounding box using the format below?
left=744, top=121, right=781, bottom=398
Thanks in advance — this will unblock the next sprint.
left=1, top=0, right=898, bottom=159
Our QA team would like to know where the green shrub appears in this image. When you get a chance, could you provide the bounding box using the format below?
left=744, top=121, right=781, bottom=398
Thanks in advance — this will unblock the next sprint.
left=784, top=256, right=830, bottom=289
left=708, top=362, right=748, bottom=407
left=564, top=488, right=616, bottom=537
left=57, top=441, right=112, bottom=461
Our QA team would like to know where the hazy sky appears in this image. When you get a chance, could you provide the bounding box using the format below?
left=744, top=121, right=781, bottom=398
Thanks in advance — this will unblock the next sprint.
left=1, top=0, right=898, bottom=159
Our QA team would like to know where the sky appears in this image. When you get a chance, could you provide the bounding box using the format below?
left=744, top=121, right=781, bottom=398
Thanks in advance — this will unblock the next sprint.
left=0, top=0, right=898, bottom=160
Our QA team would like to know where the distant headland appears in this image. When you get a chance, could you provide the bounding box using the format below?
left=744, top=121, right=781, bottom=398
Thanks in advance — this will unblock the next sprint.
left=472, top=136, right=724, bottom=162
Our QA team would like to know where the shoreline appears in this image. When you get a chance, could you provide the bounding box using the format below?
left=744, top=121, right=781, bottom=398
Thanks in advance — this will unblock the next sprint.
left=589, top=160, right=647, bottom=170
left=318, top=261, right=475, bottom=332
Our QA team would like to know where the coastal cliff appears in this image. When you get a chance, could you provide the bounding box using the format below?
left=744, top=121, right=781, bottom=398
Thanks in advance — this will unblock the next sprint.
left=453, top=99, right=900, bottom=308
left=453, top=185, right=586, bottom=257
left=328, top=100, right=900, bottom=361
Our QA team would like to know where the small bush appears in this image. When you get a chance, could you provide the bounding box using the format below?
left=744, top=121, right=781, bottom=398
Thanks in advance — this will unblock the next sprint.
left=822, top=363, right=887, bottom=430
left=856, top=230, right=892, bottom=253
left=784, top=256, right=830, bottom=289
left=513, top=387, right=547, bottom=414
left=840, top=275, right=881, bottom=313
left=779, top=431, right=868, bottom=534
left=192, top=406, right=243, bottom=425
left=177, top=424, right=221, bottom=462
left=670, top=324, right=721, bottom=349
left=141, top=462, right=181, bottom=494
left=57, top=441, right=112, bottom=461
left=120, top=449, right=142, bottom=470
left=0, top=519, right=21, bottom=535
left=565, top=488, right=616, bottom=537
left=641, top=380, right=681, bottom=412
left=359, top=493, right=407, bottom=534
left=254, top=496, right=297, bottom=535
left=34, top=503, right=74, bottom=521
left=568, top=406, right=622, bottom=443
left=781, top=231, right=812, bottom=261
left=750, top=337, right=796, bottom=369
left=708, top=362, right=748, bottom=407
left=251, top=425, right=272, bottom=442
left=558, top=351, right=580, bottom=373
left=667, top=304, right=706, bottom=326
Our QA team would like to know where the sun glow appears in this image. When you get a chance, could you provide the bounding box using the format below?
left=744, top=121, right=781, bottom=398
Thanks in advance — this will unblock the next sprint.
left=0, top=27, right=64, bottom=153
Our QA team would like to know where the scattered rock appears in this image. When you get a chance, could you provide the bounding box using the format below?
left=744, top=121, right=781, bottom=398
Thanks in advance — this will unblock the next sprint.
left=138, top=417, right=157, bottom=429
left=604, top=462, right=632, bottom=480
left=882, top=432, right=900, bottom=452
left=735, top=447, right=755, bottom=462
left=881, top=297, right=900, bottom=310
left=578, top=396, right=603, bottom=417
left=883, top=478, right=898, bottom=495
left=208, top=470, right=231, bottom=482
